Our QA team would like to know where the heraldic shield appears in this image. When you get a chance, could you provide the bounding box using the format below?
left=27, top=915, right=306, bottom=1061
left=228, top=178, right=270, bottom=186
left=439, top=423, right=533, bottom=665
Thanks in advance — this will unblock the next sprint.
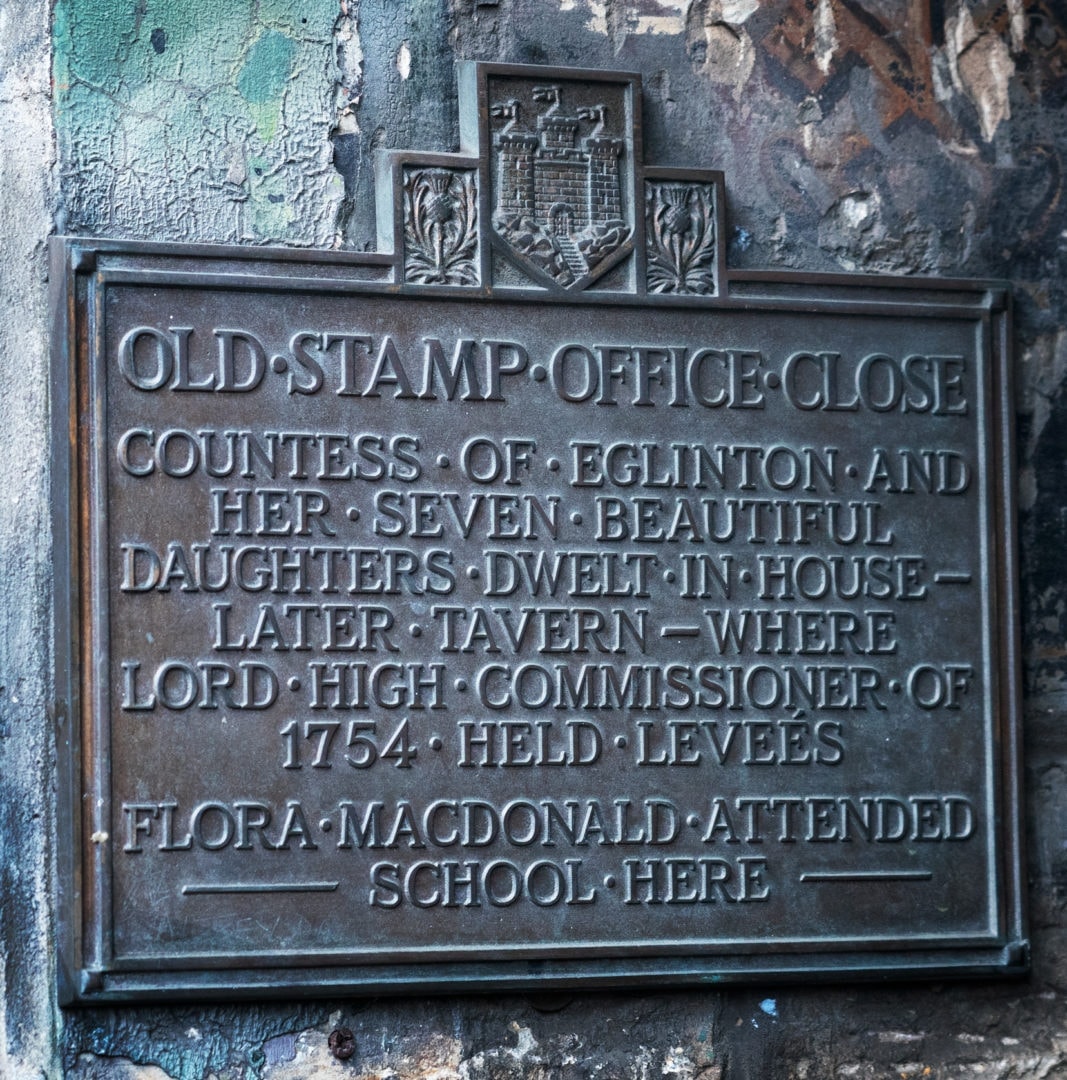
left=483, top=69, right=636, bottom=290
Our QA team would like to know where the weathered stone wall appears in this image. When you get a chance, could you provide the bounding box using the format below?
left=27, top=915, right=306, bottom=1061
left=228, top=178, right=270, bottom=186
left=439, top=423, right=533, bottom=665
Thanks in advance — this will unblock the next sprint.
left=3, top=0, right=1067, bottom=1076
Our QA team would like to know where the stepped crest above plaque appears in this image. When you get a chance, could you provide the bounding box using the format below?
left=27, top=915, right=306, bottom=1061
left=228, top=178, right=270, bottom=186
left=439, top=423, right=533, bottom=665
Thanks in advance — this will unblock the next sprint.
left=377, top=62, right=724, bottom=296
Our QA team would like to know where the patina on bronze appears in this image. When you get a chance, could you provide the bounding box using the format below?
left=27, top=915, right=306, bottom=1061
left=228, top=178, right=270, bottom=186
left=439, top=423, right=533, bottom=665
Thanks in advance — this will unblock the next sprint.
left=53, top=63, right=1025, bottom=1003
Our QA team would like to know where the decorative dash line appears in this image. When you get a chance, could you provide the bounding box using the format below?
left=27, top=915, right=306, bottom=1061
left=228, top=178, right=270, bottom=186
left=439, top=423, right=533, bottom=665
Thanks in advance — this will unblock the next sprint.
left=934, top=571, right=972, bottom=584
left=660, top=626, right=701, bottom=638
left=799, top=870, right=932, bottom=883
left=182, top=881, right=340, bottom=895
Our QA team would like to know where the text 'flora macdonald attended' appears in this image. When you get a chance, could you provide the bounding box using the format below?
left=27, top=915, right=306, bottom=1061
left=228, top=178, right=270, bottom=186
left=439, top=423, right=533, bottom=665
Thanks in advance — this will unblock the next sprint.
left=100, top=284, right=996, bottom=960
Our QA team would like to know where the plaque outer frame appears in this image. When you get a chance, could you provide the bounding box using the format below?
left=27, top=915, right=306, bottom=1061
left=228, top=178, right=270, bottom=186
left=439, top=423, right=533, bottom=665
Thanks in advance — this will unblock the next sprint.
left=52, top=239, right=1026, bottom=1004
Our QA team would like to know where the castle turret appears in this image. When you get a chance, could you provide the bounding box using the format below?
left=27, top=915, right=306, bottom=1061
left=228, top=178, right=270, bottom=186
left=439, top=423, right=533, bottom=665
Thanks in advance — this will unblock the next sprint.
left=586, top=137, right=623, bottom=223
left=495, top=132, right=538, bottom=216
left=538, top=114, right=580, bottom=154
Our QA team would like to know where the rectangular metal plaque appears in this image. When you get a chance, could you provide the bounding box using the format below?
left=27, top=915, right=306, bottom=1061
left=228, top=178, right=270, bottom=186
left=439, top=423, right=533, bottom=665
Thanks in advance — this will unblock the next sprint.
left=53, top=64, right=1025, bottom=1003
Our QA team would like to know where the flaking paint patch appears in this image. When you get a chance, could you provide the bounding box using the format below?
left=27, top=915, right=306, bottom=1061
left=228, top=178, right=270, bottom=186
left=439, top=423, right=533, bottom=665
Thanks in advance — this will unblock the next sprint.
left=54, top=0, right=343, bottom=245
left=260, top=1023, right=466, bottom=1080
left=662, top=1045, right=696, bottom=1078
left=585, top=0, right=609, bottom=35
left=397, top=40, right=412, bottom=79
left=238, top=30, right=297, bottom=106
left=719, top=0, right=758, bottom=21
left=68, top=1055, right=177, bottom=1079
left=876, top=1031, right=926, bottom=1043
left=630, top=1, right=686, bottom=37
left=686, top=0, right=756, bottom=94
left=1007, top=0, right=1025, bottom=52
left=838, top=191, right=878, bottom=230
left=332, top=2, right=362, bottom=142
left=569, top=0, right=686, bottom=38
left=238, top=29, right=297, bottom=142
left=957, top=31, right=1014, bottom=141
left=945, top=4, right=1015, bottom=142
left=813, top=0, right=837, bottom=75
left=633, top=14, right=685, bottom=36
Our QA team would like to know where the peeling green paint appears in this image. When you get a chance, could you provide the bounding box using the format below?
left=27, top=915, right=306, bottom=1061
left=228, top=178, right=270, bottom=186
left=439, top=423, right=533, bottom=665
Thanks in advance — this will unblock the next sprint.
left=238, top=30, right=297, bottom=141
left=239, top=30, right=297, bottom=105
left=54, top=0, right=142, bottom=88
left=53, top=0, right=341, bottom=245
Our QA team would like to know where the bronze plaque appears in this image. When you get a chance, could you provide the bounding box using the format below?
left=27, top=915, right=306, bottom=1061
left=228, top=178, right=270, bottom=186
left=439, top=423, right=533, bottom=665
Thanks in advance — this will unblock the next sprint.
left=54, top=64, right=1024, bottom=1003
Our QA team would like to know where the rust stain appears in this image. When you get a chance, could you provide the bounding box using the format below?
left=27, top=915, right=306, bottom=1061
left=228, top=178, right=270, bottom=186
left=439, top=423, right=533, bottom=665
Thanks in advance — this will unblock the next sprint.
left=762, top=0, right=950, bottom=135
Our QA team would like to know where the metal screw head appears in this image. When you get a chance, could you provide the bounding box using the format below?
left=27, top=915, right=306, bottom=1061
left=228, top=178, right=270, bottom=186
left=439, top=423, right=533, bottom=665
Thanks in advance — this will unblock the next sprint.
left=328, top=1027, right=356, bottom=1061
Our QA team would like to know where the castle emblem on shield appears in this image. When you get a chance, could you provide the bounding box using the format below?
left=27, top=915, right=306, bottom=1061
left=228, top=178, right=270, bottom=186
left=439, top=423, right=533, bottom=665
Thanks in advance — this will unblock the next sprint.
left=490, top=85, right=631, bottom=288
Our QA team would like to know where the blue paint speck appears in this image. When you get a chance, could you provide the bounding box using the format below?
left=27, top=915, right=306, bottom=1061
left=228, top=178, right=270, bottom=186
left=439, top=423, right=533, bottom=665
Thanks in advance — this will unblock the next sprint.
left=732, top=227, right=753, bottom=251
left=759, top=998, right=778, bottom=1017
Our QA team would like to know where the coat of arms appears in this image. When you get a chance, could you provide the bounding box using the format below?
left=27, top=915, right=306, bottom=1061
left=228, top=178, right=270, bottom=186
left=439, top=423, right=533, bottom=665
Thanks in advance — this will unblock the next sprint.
left=488, top=81, right=631, bottom=288
left=380, top=62, right=723, bottom=297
